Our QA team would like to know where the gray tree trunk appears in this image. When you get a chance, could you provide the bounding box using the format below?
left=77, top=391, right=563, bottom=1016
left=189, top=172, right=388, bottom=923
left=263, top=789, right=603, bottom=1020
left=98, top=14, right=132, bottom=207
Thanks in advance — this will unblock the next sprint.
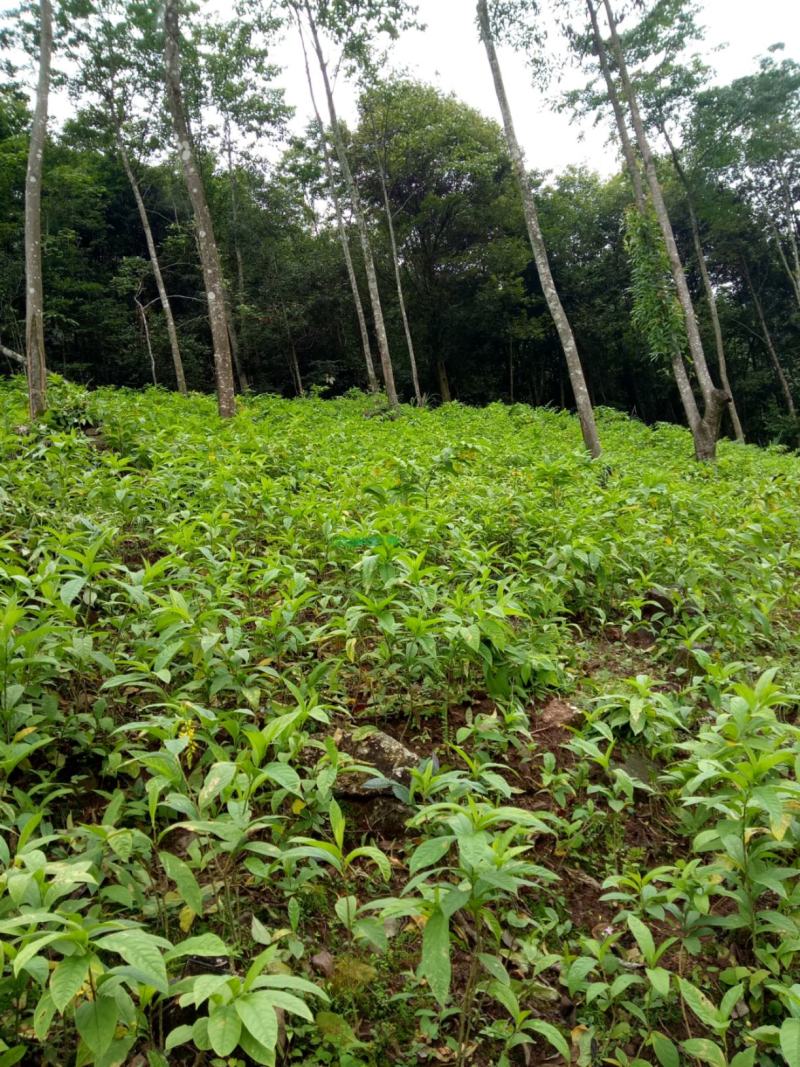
left=1, top=343, right=25, bottom=366
left=297, top=24, right=378, bottom=392
left=25, top=0, right=52, bottom=419
left=587, top=0, right=645, bottom=211
left=478, top=0, right=601, bottom=458
left=661, top=131, right=744, bottom=441
left=601, top=0, right=728, bottom=460
left=164, top=0, right=236, bottom=418
left=588, top=1, right=708, bottom=445
left=117, top=138, right=187, bottom=394
left=303, top=4, right=398, bottom=407
left=378, top=163, right=422, bottom=403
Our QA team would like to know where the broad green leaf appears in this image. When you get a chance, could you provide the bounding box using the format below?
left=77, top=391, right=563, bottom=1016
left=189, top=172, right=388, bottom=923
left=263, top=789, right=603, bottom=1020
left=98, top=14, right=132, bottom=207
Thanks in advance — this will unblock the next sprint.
left=781, top=1019, right=800, bottom=1067
left=75, top=995, right=118, bottom=1057
left=528, top=1020, right=571, bottom=1061
left=207, top=1002, right=242, bottom=1057
left=678, top=977, right=724, bottom=1031
left=159, top=851, right=204, bottom=915
left=646, top=966, right=671, bottom=999
left=60, top=577, right=86, bottom=607
left=420, top=906, right=450, bottom=1006
left=208, top=1002, right=243, bottom=1054
left=199, top=762, right=237, bottom=810
left=651, top=1032, right=680, bottom=1067
left=94, top=929, right=169, bottom=992
left=681, top=1039, right=727, bottom=1067
left=164, top=933, right=229, bottom=962
left=50, top=953, right=90, bottom=1013
left=262, top=761, right=302, bottom=797
left=730, top=1049, right=757, bottom=1067
left=409, top=835, right=454, bottom=874
left=627, top=913, right=656, bottom=964
left=235, top=994, right=281, bottom=1047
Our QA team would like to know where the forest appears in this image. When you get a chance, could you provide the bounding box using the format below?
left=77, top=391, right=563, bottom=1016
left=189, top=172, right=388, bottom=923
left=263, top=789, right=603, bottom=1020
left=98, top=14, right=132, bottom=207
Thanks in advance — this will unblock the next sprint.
left=1, top=0, right=800, bottom=1065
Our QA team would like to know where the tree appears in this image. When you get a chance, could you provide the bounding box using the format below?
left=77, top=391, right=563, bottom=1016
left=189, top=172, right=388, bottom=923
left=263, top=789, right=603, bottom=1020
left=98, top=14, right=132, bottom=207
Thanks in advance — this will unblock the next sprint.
left=296, top=30, right=378, bottom=392
left=66, top=0, right=188, bottom=393
left=358, top=81, right=423, bottom=403
left=25, top=0, right=52, bottom=417
left=163, top=0, right=236, bottom=417
left=477, top=0, right=601, bottom=458
left=290, top=0, right=410, bottom=407
left=587, top=0, right=730, bottom=459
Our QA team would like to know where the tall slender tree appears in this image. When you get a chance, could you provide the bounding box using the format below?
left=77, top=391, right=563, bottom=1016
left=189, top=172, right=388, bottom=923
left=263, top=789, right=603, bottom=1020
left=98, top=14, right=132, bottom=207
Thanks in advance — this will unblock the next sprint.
left=163, top=0, right=236, bottom=417
left=294, top=0, right=399, bottom=407
left=296, top=22, right=378, bottom=392
left=477, top=0, right=601, bottom=457
left=25, top=0, right=52, bottom=418
left=586, top=0, right=729, bottom=459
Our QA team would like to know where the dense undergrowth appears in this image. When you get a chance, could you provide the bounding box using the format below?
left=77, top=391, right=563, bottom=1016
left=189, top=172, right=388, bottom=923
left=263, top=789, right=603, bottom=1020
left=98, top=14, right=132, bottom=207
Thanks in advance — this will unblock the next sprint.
left=1, top=375, right=800, bottom=1067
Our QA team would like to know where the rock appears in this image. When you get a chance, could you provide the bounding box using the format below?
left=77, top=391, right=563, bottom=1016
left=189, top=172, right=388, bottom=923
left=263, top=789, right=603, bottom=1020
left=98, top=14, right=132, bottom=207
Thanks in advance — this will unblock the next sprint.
left=311, top=950, right=335, bottom=978
left=334, top=727, right=420, bottom=797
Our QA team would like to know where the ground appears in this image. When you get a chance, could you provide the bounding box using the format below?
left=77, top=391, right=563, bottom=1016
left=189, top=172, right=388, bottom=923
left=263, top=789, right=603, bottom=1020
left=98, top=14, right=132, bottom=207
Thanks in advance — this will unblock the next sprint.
left=0, top=377, right=799, bottom=1067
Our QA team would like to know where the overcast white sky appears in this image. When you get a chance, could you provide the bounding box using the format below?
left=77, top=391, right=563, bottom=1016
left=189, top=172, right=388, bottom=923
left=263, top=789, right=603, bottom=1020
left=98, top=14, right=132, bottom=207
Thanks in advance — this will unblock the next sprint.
left=279, top=0, right=800, bottom=176
left=5, top=0, right=800, bottom=176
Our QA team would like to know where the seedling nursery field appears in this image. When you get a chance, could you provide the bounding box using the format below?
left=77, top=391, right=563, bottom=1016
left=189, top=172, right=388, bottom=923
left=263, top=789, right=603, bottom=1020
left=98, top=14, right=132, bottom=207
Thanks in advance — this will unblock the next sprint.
left=1, top=377, right=800, bottom=1067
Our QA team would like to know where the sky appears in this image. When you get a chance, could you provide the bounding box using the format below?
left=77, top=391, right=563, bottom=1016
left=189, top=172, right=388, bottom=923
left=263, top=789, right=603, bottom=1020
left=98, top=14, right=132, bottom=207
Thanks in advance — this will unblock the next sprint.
left=4, top=0, right=800, bottom=177
left=276, top=0, right=800, bottom=176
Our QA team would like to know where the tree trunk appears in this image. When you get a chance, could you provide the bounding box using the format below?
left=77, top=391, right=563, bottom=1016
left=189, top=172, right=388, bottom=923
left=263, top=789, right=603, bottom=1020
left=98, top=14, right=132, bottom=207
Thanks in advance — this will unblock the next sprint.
left=296, top=24, right=378, bottom=392
left=302, top=3, right=398, bottom=407
left=281, top=303, right=304, bottom=397
left=163, top=0, right=236, bottom=418
left=378, top=163, right=422, bottom=403
left=586, top=0, right=645, bottom=211
left=661, top=131, right=744, bottom=441
left=135, top=292, right=158, bottom=386
left=744, top=261, right=796, bottom=417
left=25, top=0, right=52, bottom=419
left=478, top=0, right=601, bottom=458
left=509, top=336, right=514, bottom=403
left=117, top=138, right=187, bottom=395
left=224, top=128, right=250, bottom=393
left=436, top=356, right=451, bottom=403
left=601, top=0, right=728, bottom=459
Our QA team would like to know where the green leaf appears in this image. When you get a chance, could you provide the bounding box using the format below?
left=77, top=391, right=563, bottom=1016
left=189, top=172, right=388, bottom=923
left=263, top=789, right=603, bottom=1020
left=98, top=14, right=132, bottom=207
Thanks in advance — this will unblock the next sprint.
left=681, top=1039, right=728, bottom=1067
left=679, top=977, right=724, bottom=1031
left=94, top=929, right=169, bottom=992
left=50, top=953, right=90, bottom=1013
left=262, top=761, right=302, bottom=797
left=165, top=1025, right=194, bottom=1052
left=646, top=966, right=671, bottom=999
left=730, top=1049, right=756, bottom=1067
left=627, top=913, right=656, bottom=964
left=159, top=851, right=204, bottom=916
left=60, top=577, right=86, bottom=607
left=33, top=991, right=56, bottom=1042
left=409, top=835, right=454, bottom=874
left=420, top=906, right=451, bottom=1006
left=235, top=994, right=283, bottom=1047
left=207, top=1002, right=242, bottom=1057
left=75, top=995, right=118, bottom=1057
left=528, top=1020, right=571, bottom=1061
left=781, top=1019, right=800, bottom=1067
left=164, top=933, right=229, bottom=962
left=651, top=1032, right=680, bottom=1067
left=199, top=762, right=237, bottom=810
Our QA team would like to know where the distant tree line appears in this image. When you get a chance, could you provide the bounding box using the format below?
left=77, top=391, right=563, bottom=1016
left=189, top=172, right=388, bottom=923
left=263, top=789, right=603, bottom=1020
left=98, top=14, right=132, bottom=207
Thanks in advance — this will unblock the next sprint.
left=1, top=0, right=798, bottom=453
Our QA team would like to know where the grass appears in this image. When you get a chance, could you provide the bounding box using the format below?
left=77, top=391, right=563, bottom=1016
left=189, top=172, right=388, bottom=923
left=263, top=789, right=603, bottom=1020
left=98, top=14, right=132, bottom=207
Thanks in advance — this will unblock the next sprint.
left=0, top=375, right=799, bottom=1066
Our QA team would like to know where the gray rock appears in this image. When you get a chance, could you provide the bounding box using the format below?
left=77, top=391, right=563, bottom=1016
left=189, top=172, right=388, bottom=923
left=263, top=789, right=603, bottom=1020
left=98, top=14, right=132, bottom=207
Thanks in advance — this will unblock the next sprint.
left=334, top=728, right=420, bottom=797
